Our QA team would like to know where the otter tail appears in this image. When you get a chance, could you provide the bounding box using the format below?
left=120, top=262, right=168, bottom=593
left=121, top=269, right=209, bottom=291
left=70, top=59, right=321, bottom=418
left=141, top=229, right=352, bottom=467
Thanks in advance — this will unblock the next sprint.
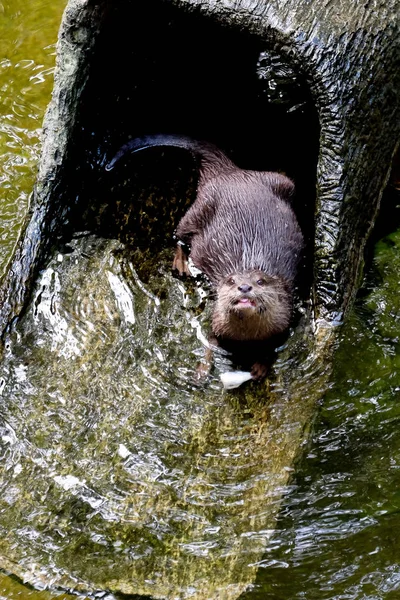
left=105, top=134, right=235, bottom=177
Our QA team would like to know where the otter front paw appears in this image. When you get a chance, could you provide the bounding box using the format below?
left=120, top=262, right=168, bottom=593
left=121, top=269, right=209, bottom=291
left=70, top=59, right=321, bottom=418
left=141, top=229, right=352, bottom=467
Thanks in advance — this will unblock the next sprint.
left=251, top=362, right=268, bottom=381
left=172, top=244, right=190, bottom=276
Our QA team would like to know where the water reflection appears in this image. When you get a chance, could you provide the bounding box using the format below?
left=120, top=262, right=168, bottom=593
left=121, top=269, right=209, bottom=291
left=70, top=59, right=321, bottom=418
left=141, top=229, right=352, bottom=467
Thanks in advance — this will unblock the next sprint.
left=0, top=0, right=66, bottom=275
left=0, top=234, right=318, bottom=599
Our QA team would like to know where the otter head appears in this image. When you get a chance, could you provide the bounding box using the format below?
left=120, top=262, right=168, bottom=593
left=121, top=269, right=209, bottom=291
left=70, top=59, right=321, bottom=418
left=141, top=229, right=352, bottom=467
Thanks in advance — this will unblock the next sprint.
left=212, top=270, right=292, bottom=341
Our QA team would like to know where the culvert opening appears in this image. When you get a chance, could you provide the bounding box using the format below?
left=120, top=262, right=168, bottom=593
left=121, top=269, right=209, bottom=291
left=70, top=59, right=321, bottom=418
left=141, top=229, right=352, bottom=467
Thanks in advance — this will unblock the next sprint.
left=62, top=0, right=319, bottom=296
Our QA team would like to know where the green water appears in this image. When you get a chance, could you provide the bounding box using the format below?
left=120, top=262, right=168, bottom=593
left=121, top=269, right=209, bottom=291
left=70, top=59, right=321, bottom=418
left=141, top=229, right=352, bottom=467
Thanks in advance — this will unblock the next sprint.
left=1, top=1, right=400, bottom=599
left=0, top=0, right=66, bottom=277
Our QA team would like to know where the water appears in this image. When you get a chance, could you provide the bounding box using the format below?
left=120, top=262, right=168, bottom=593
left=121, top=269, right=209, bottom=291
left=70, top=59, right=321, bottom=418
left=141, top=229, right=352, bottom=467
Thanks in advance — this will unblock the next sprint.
left=242, top=227, right=400, bottom=599
left=0, top=0, right=66, bottom=277
left=0, top=233, right=320, bottom=599
left=1, top=1, right=400, bottom=599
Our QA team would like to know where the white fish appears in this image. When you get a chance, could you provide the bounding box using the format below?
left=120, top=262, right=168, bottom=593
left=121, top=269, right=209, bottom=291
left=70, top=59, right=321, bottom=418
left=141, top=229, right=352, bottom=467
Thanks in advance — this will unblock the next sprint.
left=220, top=370, right=253, bottom=389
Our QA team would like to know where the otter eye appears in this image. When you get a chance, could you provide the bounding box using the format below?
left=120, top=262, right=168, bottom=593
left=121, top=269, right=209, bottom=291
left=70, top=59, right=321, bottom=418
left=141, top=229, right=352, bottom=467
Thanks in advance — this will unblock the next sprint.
left=257, top=278, right=266, bottom=286
left=227, top=277, right=235, bottom=285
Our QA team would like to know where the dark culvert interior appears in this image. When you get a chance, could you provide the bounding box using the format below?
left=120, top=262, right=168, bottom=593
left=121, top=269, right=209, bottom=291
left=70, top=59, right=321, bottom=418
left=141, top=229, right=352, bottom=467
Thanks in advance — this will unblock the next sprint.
left=62, top=0, right=319, bottom=295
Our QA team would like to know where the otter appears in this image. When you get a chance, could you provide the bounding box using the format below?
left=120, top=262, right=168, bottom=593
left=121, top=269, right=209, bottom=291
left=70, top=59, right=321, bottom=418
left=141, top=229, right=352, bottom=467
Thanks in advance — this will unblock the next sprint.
left=106, top=134, right=303, bottom=379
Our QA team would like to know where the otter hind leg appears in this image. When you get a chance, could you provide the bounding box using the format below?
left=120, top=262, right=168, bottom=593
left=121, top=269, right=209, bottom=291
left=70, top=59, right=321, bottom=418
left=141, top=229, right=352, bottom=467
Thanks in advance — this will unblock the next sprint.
left=250, top=361, right=269, bottom=381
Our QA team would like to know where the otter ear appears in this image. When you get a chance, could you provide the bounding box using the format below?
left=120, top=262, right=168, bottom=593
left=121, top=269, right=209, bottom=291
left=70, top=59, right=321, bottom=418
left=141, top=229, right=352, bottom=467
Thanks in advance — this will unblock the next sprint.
left=265, top=173, right=295, bottom=200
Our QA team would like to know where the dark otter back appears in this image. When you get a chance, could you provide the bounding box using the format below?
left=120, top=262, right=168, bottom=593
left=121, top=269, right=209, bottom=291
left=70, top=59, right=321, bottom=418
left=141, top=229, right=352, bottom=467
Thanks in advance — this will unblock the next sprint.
left=189, top=170, right=303, bottom=285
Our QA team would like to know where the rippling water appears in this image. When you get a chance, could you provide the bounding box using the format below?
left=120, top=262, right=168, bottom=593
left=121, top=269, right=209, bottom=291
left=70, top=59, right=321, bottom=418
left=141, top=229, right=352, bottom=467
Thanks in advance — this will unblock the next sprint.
left=0, top=234, right=319, bottom=599
left=241, top=225, right=400, bottom=599
left=0, top=0, right=66, bottom=277
left=2, top=1, right=400, bottom=599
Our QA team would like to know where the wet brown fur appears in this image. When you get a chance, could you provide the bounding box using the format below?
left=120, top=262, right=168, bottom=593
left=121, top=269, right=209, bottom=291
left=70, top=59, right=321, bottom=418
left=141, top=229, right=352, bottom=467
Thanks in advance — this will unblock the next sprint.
left=171, top=142, right=303, bottom=345
left=107, top=135, right=304, bottom=377
left=212, top=271, right=292, bottom=341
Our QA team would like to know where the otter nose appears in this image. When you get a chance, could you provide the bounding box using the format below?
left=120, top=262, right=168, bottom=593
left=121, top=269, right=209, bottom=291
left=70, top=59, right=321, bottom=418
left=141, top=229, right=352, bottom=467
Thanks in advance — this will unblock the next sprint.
left=238, top=284, right=252, bottom=293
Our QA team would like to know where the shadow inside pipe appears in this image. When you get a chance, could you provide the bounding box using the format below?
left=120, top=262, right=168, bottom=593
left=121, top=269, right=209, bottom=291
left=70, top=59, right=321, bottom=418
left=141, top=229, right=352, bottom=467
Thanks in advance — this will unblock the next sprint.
left=57, top=0, right=318, bottom=298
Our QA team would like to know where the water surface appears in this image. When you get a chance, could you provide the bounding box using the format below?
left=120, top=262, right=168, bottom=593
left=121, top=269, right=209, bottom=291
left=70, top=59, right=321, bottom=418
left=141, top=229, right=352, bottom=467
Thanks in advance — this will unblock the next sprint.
left=0, top=0, right=66, bottom=276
